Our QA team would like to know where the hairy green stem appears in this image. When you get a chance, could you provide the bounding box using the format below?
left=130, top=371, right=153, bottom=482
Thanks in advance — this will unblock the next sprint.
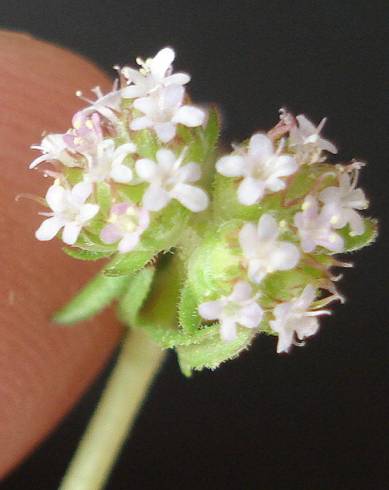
left=59, top=329, right=165, bottom=490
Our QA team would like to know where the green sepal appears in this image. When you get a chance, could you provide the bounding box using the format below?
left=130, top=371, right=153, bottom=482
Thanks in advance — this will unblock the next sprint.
left=95, top=181, right=112, bottom=217
left=103, top=249, right=155, bottom=277
left=338, top=218, right=378, bottom=252
left=132, top=129, right=159, bottom=159
left=63, top=247, right=113, bottom=261
left=117, top=266, right=156, bottom=326
left=53, top=273, right=129, bottom=325
left=177, top=325, right=255, bottom=376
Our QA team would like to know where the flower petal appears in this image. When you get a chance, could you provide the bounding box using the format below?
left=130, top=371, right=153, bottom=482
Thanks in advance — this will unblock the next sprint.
left=143, top=184, right=170, bottom=211
left=118, top=233, right=140, bottom=253
left=100, top=223, right=122, bottom=244
left=220, top=318, right=238, bottom=341
left=239, top=223, right=258, bottom=257
left=62, top=222, right=82, bottom=245
left=176, top=162, right=202, bottom=183
left=35, top=216, right=64, bottom=241
left=72, top=181, right=93, bottom=204
left=150, top=47, right=175, bottom=80
left=135, top=158, right=157, bottom=181
left=198, top=299, right=224, bottom=321
left=79, top=203, right=99, bottom=222
left=269, top=242, right=300, bottom=271
left=173, top=105, right=205, bottom=127
left=237, top=177, right=265, bottom=205
left=229, top=281, right=253, bottom=302
left=46, top=184, right=66, bottom=213
left=249, top=133, right=274, bottom=161
left=171, top=183, right=209, bottom=212
left=154, top=122, right=176, bottom=143
left=130, top=116, right=152, bottom=131
left=111, top=164, right=133, bottom=184
left=216, top=155, right=246, bottom=177
left=237, top=302, right=263, bottom=329
left=256, top=214, right=279, bottom=242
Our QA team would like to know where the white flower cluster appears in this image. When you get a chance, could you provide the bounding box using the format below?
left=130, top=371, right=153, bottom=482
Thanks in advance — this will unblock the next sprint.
left=30, top=48, right=208, bottom=250
left=198, top=113, right=368, bottom=352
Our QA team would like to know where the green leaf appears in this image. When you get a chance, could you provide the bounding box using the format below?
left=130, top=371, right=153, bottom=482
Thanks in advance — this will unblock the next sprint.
left=178, top=281, right=201, bottom=334
left=117, top=266, right=155, bottom=326
left=203, top=106, right=220, bottom=156
left=63, top=247, right=113, bottom=261
left=177, top=325, right=255, bottom=376
left=132, top=129, right=159, bottom=159
left=338, top=218, right=378, bottom=252
left=95, top=181, right=112, bottom=217
left=103, top=249, right=155, bottom=277
left=53, top=273, right=129, bottom=325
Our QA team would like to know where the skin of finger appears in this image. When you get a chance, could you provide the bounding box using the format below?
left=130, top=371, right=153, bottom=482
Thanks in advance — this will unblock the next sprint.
left=0, top=31, right=123, bottom=478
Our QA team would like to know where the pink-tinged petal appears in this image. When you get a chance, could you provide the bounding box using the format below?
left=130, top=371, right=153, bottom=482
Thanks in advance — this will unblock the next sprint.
left=171, top=183, right=209, bottom=212
left=237, top=177, right=265, bottom=205
left=297, top=317, right=319, bottom=339
left=62, top=222, right=82, bottom=245
left=110, top=164, right=133, bottom=184
left=100, top=223, right=122, bottom=244
left=160, top=84, right=184, bottom=109
left=301, top=237, right=316, bottom=253
left=165, top=73, right=190, bottom=86
left=198, top=299, right=224, bottom=320
left=256, top=214, right=279, bottom=242
left=46, top=185, right=66, bottom=213
left=269, top=242, right=300, bottom=271
left=229, top=281, right=253, bottom=302
left=130, top=116, right=152, bottom=131
left=296, top=114, right=317, bottom=135
left=155, top=148, right=176, bottom=170
left=348, top=188, right=368, bottom=209
left=143, top=184, right=170, bottom=211
left=154, top=122, right=176, bottom=143
left=239, top=223, right=258, bottom=256
left=133, top=96, right=155, bottom=114
left=320, top=231, right=344, bottom=253
left=319, top=186, right=340, bottom=204
left=248, top=259, right=266, bottom=284
left=173, top=105, right=205, bottom=127
left=150, top=47, right=175, bottom=79
left=118, top=233, right=140, bottom=253
left=265, top=177, right=286, bottom=192
left=176, top=162, right=202, bottom=183
left=216, top=155, right=246, bottom=177
left=249, top=133, right=274, bottom=161
left=35, top=217, right=64, bottom=241
left=297, top=285, right=317, bottom=310
left=138, top=208, right=150, bottom=229
left=111, top=202, right=129, bottom=215
left=320, top=138, right=337, bottom=154
left=79, top=203, right=99, bottom=222
left=135, top=158, right=157, bottom=181
left=238, top=302, right=263, bottom=329
left=347, top=209, right=365, bottom=236
left=276, top=329, right=294, bottom=353
left=220, top=319, right=238, bottom=341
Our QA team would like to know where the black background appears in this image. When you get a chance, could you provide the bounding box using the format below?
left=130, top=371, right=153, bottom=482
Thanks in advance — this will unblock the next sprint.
left=2, top=1, right=389, bottom=489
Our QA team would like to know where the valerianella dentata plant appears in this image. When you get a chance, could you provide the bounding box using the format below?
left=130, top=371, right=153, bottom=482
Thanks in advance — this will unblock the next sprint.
left=30, top=47, right=376, bottom=376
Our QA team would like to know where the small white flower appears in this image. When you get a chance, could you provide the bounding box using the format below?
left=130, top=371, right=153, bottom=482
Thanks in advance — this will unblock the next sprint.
left=76, top=84, right=122, bottom=125
left=289, top=114, right=337, bottom=163
left=239, top=214, right=300, bottom=283
left=270, top=284, right=330, bottom=353
left=130, top=84, right=205, bottom=143
left=100, top=202, right=150, bottom=253
left=35, top=182, right=99, bottom=245
left=319, top=172, right=368, bottom=236
left=135, top=148, right=209, bottom=212
left=216, top=134, right=298, bottom=205
left=294, top=195, right=344, bottom=253
left=198, top=281, right=263, bottom=341
left=30, top=134, right=76, bottom=169
left=84, top=139, right=136, bottom=184
left=121, top=47, right=190, bottom=99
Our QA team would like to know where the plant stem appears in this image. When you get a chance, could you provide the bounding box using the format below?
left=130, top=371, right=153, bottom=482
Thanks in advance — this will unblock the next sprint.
left=59, top=328, right=165, bottom=490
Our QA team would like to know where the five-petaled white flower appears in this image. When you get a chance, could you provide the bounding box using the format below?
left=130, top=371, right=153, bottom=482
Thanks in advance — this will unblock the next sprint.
left=239, top=214, right=300, bottom=283
left=216, top=134, right=298, bottom=205
left=84, top=139, right=136, bottom=184
left=135, top=148, right=209, bottom=212
left=100, top=202, right=150, bottom=253
left=294, top=195, right=344, bottom=253
left=198, top=281, right=263, bottom=341
left=289, top=114, right=337, bottom=162
left=121, top=47, right=190, bottom=99
left=35, top=182, right=99, bottom=245
left=130, top=84, right=205, bottom=143
left=270, top=284, right=330, bottom=353
left=30, top=134, right=76, bottom=169
left=319, top=172, right=368, bottom=236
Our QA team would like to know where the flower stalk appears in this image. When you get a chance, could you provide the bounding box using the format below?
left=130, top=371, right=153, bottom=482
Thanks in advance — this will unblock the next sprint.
left=59, top=328, right=165, bottom=490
